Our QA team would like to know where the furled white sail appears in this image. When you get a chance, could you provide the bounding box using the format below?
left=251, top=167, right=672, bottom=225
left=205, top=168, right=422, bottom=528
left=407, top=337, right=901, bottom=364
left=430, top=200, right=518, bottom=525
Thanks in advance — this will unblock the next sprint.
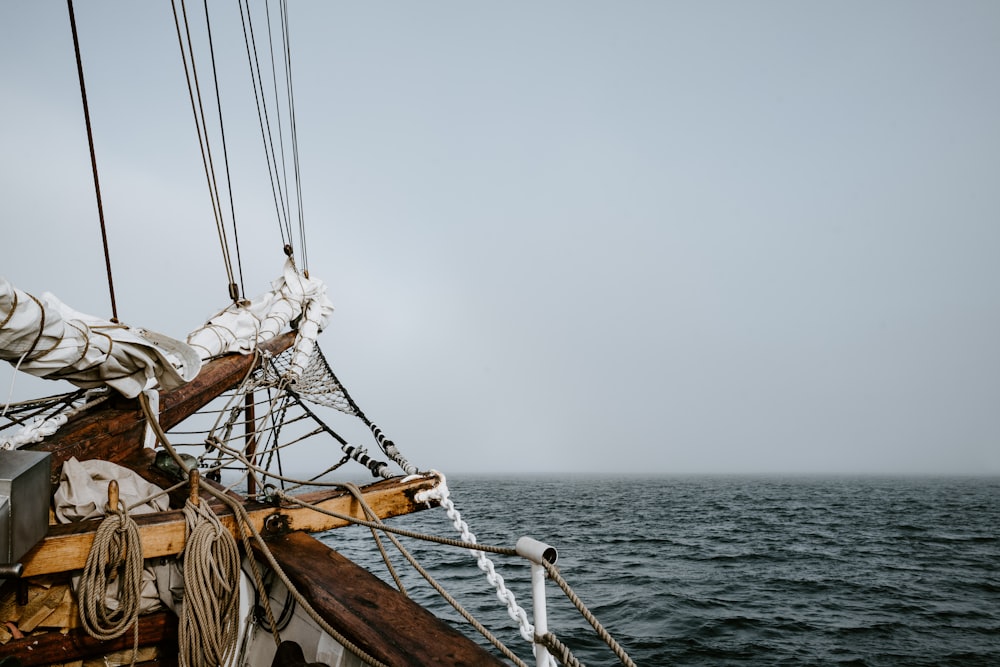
left=0, top=277, right=201, bottom=399
left=186, top=258, right=334, bottom=382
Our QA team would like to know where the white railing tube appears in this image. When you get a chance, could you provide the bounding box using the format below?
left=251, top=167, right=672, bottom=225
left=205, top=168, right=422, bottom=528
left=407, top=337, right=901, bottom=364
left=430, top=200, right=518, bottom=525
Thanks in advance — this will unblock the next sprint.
left=516, top=537, right=558, bottom=667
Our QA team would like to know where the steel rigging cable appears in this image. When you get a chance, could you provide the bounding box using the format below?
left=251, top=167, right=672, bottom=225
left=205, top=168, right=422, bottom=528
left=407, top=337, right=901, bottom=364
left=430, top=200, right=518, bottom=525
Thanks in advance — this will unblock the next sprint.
left=66, top=0, right=118, bottom=322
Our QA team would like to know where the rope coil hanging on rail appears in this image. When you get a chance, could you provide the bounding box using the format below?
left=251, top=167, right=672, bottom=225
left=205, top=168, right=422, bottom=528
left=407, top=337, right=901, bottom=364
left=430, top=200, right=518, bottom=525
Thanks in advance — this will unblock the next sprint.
left=77, top=481, right=143, bottom=664
left=178, top=478, right=242, bottom=667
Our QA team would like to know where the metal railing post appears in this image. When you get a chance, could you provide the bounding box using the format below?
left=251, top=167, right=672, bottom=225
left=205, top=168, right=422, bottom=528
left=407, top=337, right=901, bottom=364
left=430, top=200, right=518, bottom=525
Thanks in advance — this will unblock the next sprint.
left=516, top=537, right=559, bottom=667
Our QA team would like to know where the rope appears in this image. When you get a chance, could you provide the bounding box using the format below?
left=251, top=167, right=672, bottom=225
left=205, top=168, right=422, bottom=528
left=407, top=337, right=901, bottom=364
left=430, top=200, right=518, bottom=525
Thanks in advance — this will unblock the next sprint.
left=537, top=633, right=585, bottom=667
left=338, top=483, right=532, bottom=667
left=139, top=393, right=389, bottom=667
left=200, top=0, right=245, bottom=300
left=238, top=0, right=294, bottom=250
left=170, top=0, right=240, bottom=303
left=66, top=0, right=118, bottom=322
left=77, top=503, right=143, bottom=663
left=178, top=498, right=241, bottom=667
left=542, top=561, right=637, bottom=667
left=415, top=476, right=537, bottom=644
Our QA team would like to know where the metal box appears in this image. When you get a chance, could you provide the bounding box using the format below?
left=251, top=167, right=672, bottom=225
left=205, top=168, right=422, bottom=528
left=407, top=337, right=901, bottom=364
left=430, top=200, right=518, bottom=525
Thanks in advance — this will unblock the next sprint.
left=0, top=450, right=51, bottom=564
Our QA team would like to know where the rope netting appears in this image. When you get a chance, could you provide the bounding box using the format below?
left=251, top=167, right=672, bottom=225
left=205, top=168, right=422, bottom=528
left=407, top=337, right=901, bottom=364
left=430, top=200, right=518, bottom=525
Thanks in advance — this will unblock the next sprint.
left=161, top=343, right=420, bottom=494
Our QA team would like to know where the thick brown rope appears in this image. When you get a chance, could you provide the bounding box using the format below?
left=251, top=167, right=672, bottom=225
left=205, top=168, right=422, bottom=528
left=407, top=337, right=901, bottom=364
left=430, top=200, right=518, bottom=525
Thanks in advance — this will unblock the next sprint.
left=537, top=632, right=585, bottom=667
left=77, top=504, right=142, bottom=664
left=543, top=561, right=636, bottom=667
left=178, top=498, right=241, bottom=667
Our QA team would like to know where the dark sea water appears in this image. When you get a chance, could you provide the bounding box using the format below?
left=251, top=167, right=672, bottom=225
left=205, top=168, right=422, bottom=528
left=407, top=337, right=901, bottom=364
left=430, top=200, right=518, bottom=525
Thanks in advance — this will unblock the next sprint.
left=319, top=475, right=1000, bottom=666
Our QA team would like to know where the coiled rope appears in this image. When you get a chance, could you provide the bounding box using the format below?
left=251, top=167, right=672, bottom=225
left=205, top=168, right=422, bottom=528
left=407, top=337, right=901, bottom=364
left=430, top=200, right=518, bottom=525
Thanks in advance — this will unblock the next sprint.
left=77, top=486, right=143, bottom=664
left=139, top=393, right=389, bottom=667
left=178, top=495, right=241, bottom=667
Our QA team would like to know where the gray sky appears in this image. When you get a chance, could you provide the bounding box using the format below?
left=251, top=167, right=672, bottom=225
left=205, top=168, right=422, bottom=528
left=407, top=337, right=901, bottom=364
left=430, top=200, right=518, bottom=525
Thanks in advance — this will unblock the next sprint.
left=1, top=1, right=998, bottom=475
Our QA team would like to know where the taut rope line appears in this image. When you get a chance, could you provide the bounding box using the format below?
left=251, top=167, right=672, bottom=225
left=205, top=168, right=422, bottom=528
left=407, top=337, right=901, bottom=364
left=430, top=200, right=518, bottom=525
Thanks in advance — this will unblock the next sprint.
left=66, top=0, right=118, bottom=322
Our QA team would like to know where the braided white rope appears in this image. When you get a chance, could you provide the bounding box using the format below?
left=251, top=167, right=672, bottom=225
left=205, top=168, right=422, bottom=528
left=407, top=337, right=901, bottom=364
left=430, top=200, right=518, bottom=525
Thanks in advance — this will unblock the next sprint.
left=416, top=473, right=536, bottom=644
left=0, top=390, right=107, bottom=450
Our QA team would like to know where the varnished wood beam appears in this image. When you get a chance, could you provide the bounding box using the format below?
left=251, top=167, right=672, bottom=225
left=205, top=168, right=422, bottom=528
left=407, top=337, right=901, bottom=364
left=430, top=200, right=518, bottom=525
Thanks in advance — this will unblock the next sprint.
left=259, top=531, right=509, bottom=666
left=19, top=474, right=440, bottom=577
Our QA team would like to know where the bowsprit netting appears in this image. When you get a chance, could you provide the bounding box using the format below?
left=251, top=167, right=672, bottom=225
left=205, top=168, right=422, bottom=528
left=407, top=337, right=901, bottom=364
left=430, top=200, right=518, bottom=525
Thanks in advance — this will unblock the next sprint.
left=260, top=344, right=420, bottom=477
left=164, top=343, right=421, bottom=495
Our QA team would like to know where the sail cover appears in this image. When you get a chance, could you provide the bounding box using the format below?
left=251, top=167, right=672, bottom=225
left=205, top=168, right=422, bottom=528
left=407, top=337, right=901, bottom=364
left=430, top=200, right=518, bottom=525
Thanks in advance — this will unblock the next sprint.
left=0, top=277, right=201, bottom=398
left=186, top=258, right=334, bottom=381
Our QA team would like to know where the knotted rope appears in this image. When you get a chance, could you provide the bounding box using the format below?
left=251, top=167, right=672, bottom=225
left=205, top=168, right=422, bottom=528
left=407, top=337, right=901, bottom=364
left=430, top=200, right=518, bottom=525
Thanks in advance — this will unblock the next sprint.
left=178, top=494, right=241, bottom=667
left=77, top=487, right=143, bottom=664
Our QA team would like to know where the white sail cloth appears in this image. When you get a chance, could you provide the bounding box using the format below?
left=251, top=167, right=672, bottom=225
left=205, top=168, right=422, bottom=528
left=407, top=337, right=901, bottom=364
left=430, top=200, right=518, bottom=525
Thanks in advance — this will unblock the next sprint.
left=186, top=258, right=334, bottom=382
left=0, top=259, right=329, bottom=404
left=0, top=277, right=201, bottom=399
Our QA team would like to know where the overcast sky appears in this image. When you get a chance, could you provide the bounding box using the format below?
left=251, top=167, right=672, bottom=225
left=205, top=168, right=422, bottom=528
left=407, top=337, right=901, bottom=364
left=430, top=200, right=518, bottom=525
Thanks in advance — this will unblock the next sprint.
left=1, top=2, right=998, bottom=475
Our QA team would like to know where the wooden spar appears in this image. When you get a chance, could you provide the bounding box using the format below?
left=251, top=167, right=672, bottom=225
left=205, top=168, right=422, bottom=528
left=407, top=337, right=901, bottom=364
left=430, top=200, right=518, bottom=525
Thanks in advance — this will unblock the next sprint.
left=259, top=531, right=510, bottom=667
left=19, top=474, right=440, bottom=577
left=24, top=332, right=296, bottom=483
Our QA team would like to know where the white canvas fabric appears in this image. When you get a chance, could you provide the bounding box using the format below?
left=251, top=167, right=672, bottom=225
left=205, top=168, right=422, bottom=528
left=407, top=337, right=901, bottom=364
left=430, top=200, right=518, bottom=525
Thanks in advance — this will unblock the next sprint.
left=186, top=258, right=334, bottom=381
left=53, top=456, right=170, bottom=522
left=54, top=457, right=171, bottom=614
left=0, top=277, right=201, bottom=398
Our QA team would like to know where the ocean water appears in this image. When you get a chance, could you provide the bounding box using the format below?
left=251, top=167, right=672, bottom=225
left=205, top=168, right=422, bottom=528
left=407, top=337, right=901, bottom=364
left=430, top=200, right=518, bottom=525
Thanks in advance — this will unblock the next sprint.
left=319, top=475, right=1000, bottom=666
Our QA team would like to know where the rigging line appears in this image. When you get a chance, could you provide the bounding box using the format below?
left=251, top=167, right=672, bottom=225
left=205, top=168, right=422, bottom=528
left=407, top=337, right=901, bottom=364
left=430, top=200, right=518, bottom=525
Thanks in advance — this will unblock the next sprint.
left=264, top=1, right=293, bottom=241
left=170, top=0, right=237, bottom=296
left=280, top=0, right=309, bottom=273
left=179, top=0, right=240, bottom=302
left=201, top=0, right=246, bottom=300
left=238, top=0, right=287, bottom=248
left=248, top=0, right=294, bottom=248
left=238, top=0, right=294, bottom=249
left=66, top=0, right=118, bottom=322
